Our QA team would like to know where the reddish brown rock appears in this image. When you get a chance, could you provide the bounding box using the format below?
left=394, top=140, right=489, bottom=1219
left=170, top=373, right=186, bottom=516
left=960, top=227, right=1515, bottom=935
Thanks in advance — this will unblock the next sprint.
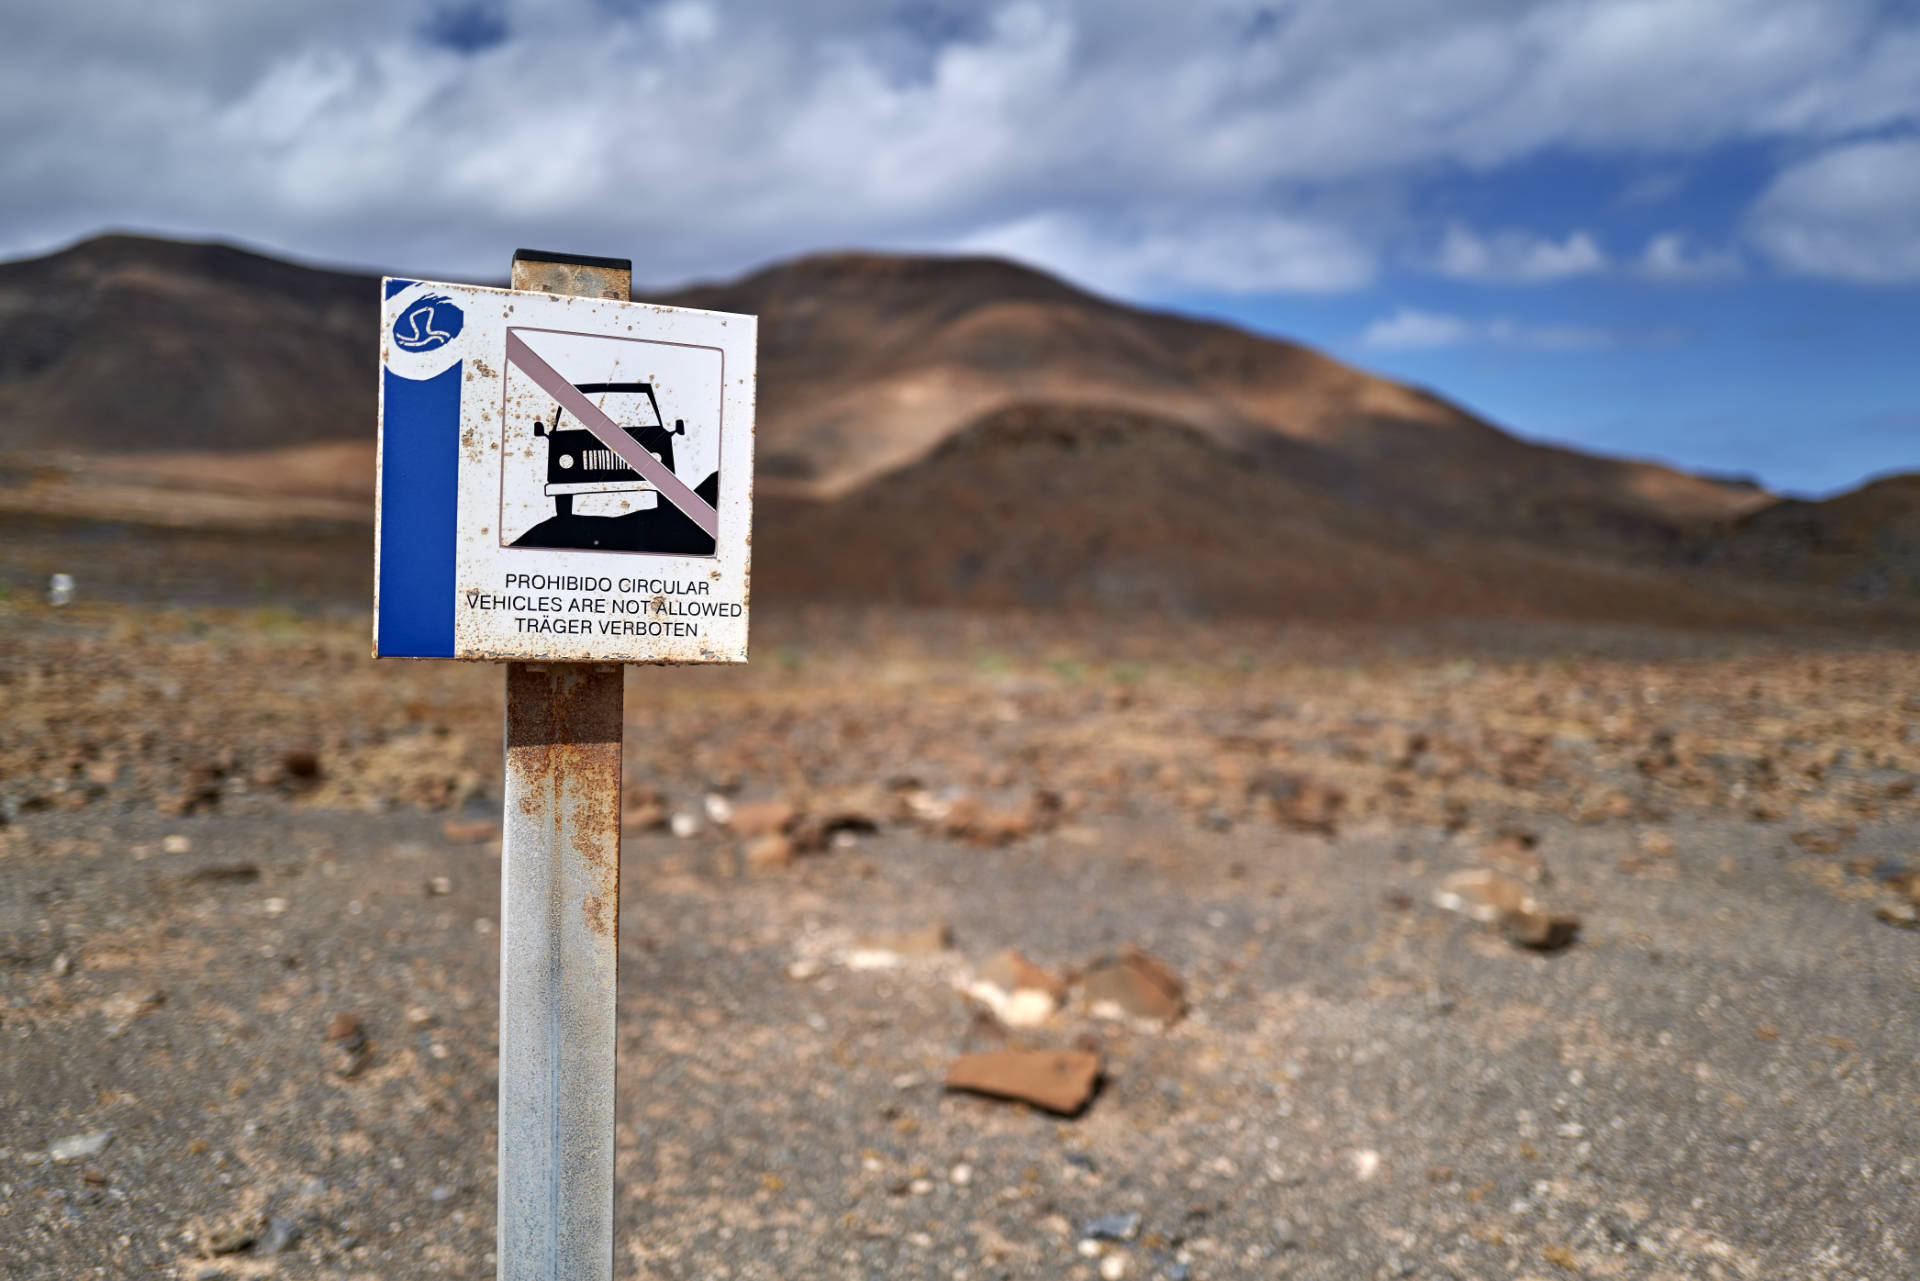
left=729, top=799, right=797, bottom=838
left=620, top=799, right=669, bottom=833
left=1081, top=948, right=1186, bottom=1026
left=1501, top=906, right=1581, bottom=951
left=1248, top=771, right=1344, bottom=835
left=744, top=833, right=795, bottom=872
left=1480, top=830, right=1546, bottom=883
left=1432, top=869, right=1532, bottom=923
left=440, top=818, right=499, bottom=844
left=789, top=787, right=885, bottom=852
left=975, top=948, right=1067, bottom=1001
left=946, top=1048, right=1102, bottom=1115
left=849, top=922, right=952, bottom=967
left=969, top=949, right=1067, bottom=1027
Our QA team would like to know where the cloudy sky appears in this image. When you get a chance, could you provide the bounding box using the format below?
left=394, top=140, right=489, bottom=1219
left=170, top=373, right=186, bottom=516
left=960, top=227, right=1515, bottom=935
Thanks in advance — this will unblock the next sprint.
left=5, top=0, right=1917, bottom=493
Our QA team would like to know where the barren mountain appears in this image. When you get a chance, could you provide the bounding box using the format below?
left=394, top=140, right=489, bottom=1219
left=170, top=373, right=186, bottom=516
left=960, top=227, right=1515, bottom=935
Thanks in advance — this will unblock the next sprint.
left=0, top=234, right=371, bottom=454
left=0, top=233, right=1910, bottom=621
left=664, top=253, right=1769, bottom=562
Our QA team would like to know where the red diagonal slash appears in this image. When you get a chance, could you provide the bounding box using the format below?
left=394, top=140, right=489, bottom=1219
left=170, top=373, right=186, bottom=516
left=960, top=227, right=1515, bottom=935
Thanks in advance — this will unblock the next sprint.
left=504, top=330, right=720, bottom=539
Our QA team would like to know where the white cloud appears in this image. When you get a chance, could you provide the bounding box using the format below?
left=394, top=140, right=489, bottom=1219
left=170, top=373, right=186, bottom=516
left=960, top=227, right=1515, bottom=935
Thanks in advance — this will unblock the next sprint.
left=1435, top=224, right=1608, bottom=283
left=960, top=210, right=1375, bottom=296
left=1360, top=307, right=1629, bottom=350
left=1359, top=308, right=1479, bottom=349
left=0, top=0, right=1916, bottom=291
left=1636, top=231, right=1743, bottom=281
left=1745, top=138, right=1920, bottom=283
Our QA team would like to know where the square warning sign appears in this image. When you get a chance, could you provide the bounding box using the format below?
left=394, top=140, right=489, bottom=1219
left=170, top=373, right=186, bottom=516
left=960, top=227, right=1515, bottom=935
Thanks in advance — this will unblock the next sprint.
left=374, top=279, right=755, bottom=663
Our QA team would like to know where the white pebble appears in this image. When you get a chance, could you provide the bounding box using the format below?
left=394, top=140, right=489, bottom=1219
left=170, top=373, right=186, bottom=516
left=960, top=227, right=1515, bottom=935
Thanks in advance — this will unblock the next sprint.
left=1100, top=1254, right=1129, bottom=1279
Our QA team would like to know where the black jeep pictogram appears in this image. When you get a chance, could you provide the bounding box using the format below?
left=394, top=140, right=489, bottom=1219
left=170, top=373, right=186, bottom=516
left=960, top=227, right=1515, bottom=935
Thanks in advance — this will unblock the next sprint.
left=532, top=382, right=685, bottom=519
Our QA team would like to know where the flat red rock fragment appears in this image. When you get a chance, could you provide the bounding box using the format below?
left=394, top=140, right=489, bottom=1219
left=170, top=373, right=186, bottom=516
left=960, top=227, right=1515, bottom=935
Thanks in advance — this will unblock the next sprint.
left=946, top=1048, right=1102, bottom=1115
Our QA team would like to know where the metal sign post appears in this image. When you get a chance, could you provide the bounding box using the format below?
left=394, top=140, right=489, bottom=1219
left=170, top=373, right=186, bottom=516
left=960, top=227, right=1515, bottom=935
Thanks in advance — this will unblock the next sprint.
left=371, top=249, right=755, bottom=1281
left=497, top=251, right=631, bottom=1281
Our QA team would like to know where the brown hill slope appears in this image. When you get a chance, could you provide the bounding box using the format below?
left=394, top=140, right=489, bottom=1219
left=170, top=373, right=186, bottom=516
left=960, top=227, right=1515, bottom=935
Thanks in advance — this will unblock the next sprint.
left=0, top=234, right=374, bottom=454
left=757, top=403, right=1794, bottom=626
left=661, top=253, right=1769, bottom=561
left=0, top=234, right=1911, bottom=621
left=1693, top=473, right=1920, bottom=603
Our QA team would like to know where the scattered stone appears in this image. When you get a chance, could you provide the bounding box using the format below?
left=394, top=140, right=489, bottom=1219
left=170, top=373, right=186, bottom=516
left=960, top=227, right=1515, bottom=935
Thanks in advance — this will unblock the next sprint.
left=326, top=1011, right=371, bottom=1078
left=790, top=788, right=886, bottom=852
left=1351, top=1148, right=1381, bottom=1181
left=703, top=793, right=734, bottom=825
left=261, top=896, right=289, bottom=916
left=729, top=799, right=797, bottom=838
left=51, top=952, right=72, bottom=977
left=1874, top=900, right=1920, bottom=929
left=1081, top=1212, right=1141, bottom=1242
left=258, top=1215, right=302, bottom=1256
left=937, top=795, right=1034, bottom=846
left=205, top=1217, right=261, bottom=1255
left=946, top=1048, right=1102, bottom=1116
left=745, top=833, right=795, bottom=872
left=1100, top=1254, right=1130, bottom=1280
left=184, top=862, right=260, bottom=885
left=1248, top=771, right=1344, bottom=835
left=440, top=818, right=498, bottom=844
left=80, top=1165, right=108, bottom=1185
left=1637, top=831, right=1676, bottom=859
left=1790, top=827, right=1852, bottom=854
left=848, top=922, right=953, bottom=968
left=48, top=1130, right=113, bottom=1162
left=1502, top=906, right=1582, bottom=952
left=968, top=949, right=1067, bottom=1027
left=620, top=797, right=669, bottom=833
left=101, top=989, right=166, bottom=1026
left=1481, top=829, right=1547, bottom=882
left=1437, top=869, right=1581, bottom=951
left=669, top=812, right=702, bottom=838
left=1082, top=948, right=1186, bottom=1026
left=426, top=875, right=454, bottom=895
left=1433, top=869, right=1531, bottom=923
left=162, top=834, right=192, bottom=855
left=280, top=748, right=322, bottom=784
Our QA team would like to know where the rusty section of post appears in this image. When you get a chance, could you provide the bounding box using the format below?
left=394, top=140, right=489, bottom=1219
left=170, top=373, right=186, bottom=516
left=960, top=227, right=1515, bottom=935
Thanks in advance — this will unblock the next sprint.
left=509, top=249, right=633, bottom=301
left=498, top=250, right=630, bottom=1281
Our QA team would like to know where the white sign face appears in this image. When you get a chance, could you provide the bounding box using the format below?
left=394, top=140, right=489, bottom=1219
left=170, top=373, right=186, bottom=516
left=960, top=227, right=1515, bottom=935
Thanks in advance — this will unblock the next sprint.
left=374, top=278, right=755, bottom=662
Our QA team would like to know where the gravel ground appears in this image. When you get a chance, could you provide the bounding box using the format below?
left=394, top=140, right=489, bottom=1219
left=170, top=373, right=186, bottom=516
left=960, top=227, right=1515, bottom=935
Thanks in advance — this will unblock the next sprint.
left=3, top=574, right=1918, bottom=1280
left=4, top=792, right=1917, bottom=1280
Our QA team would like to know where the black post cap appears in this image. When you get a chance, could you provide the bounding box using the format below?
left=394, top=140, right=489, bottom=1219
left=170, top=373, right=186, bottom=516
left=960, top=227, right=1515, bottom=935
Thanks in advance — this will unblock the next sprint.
left=511, top=249, right=633, bottom=272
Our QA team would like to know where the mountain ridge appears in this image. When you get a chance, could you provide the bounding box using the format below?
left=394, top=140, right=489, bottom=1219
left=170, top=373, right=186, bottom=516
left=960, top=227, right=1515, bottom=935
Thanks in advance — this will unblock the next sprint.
left=0, top=232, right=1909, bottom=622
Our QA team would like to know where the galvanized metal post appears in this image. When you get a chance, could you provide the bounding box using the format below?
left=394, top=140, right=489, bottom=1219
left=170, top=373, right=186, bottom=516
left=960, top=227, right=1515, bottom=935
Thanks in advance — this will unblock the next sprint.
left=498, top=250, right=632, bottom=1281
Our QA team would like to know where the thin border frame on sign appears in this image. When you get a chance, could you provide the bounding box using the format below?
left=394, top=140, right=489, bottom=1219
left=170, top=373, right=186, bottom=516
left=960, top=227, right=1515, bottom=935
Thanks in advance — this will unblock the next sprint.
left=497, top=326, right=727, bottom=559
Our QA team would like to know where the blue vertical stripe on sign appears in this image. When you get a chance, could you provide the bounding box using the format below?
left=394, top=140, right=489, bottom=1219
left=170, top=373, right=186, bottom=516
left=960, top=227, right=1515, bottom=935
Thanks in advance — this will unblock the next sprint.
left=377, top=362, right=461, bottom=657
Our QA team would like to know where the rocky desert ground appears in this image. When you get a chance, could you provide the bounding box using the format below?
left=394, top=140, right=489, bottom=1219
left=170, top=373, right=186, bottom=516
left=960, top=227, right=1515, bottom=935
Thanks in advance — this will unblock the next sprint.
left=4, top=525, right=1919, bottom=1281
